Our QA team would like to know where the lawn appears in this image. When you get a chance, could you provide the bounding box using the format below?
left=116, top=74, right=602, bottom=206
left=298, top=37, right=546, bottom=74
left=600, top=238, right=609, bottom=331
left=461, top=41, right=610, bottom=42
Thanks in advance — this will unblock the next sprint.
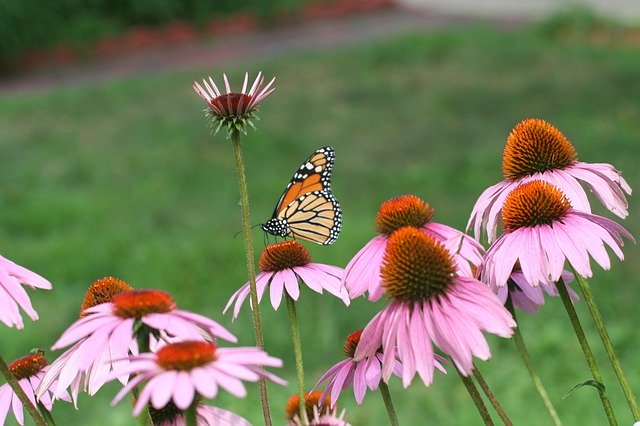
left=0, top=15, right=639, bottom=426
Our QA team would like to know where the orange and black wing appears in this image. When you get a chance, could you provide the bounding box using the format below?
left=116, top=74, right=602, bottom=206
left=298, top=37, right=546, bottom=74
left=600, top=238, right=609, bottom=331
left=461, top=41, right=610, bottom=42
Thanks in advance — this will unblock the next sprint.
left=270, top=146, right=334, bottom=218
left=262, top=146, right=341, bottom=245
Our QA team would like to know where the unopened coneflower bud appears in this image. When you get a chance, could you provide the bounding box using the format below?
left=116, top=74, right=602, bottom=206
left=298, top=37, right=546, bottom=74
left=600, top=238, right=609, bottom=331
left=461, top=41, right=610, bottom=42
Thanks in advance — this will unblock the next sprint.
left=502, top=118, right=577, bottom=180
left=156, top=341, right=216, bottom=371
left=375, top=195, right=434, bottom=236
left=80, top=276, right=133, bottom=316
left=502, top=180, right=571, bottom=232
left=285, top=391, right=332, bottom=421
left=381, top=227, right=456, bottom=302
left=259, top=241, right=311, bottom=272
left=111, top=289, right=176, bottom=319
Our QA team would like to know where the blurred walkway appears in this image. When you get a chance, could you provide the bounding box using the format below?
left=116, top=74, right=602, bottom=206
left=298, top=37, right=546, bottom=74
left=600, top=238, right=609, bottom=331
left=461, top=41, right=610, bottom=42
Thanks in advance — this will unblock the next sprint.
left=3, top=0, right=638, bottom=94
left=0, top=8, right=507, bottom=95
left=400, top=0, right=640, bottom=21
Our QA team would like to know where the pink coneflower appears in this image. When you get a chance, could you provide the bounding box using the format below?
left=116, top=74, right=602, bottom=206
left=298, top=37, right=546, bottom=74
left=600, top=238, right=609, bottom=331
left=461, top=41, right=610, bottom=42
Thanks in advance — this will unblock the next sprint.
left=314, top=330, right=446, bottom=407
left=354, top=227, right=516, bottom=381
left=37, top=277, right=135, bottom=404
left=38, top=284, right=236, bottom=405
left=224, top=241, right=349, bottom=319
left=107, top=341, right=285, bottom=416
left=0, top=255, right=51, bottom=329
left=480, top=180, right=634, bottom=292
left=344, top=195, right=484, bottom=302
left=468, top=118, right=632, bottom=243
left=0, top=351, right=70, bottom=425
left=193, top=71, right=275, bottom=136
left=494, top=270, right=578, bottom=315
left=149, top=401, right=251, bottom=426
left=289, top=406, right=352, bottom=426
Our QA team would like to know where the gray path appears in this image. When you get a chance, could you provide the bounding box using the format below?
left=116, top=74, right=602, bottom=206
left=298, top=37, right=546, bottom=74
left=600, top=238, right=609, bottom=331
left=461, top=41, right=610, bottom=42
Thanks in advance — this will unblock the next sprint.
left=0, top=8, right=514, bottom=95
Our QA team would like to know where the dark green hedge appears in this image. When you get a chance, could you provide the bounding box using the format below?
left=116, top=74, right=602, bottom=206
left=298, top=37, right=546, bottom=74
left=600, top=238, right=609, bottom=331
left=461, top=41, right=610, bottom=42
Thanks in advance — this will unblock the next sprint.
left=0, top=0, right=304, bottom=65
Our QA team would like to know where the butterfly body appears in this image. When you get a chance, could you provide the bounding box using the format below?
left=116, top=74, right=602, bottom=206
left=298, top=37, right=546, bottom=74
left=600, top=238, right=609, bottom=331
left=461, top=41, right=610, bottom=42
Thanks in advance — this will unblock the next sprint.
left=262, top=147, right=342, bottom=245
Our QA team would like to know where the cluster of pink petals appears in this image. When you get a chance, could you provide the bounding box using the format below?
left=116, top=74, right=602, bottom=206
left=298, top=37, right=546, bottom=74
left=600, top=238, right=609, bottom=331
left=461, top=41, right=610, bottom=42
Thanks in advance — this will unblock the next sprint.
left=468, top=162, right=632, bottom=243
left=154, top=404, right=251, bottom=426
left=36, top=338, right=135, bottom=405
left=344, top=223, right=484, bottom=301
left=37, top=301, right=236, bottom=403
left=0, top=366, right=70, bottom=425
left=108, top=346, right=285, bottom=416
left=224, top=263, right=349, bottom=319
left=314, top=350, right=446, bottom=407
left=193, top=72, right=275, bottom=117
left=494, top=271, right=579, bottom=315
left=355, top=277, right=516, bottom=381
left=481, top=210, right=634, bottom=291
left=0, top=255, right=51, bottom=329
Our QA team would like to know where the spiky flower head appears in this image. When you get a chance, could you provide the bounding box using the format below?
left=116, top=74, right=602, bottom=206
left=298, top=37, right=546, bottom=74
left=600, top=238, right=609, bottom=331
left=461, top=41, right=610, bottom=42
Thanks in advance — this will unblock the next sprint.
left=193, top=71, right=275, bottom=137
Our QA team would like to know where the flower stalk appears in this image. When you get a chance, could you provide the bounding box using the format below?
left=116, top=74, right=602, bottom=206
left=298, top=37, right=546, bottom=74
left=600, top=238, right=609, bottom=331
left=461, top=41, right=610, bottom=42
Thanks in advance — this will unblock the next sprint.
left=185, top=402, right=198, bottom=426
left=472, top=364, right=513, bottom=426
left=455, top=363, right=494, bottom=425
left=379, top=381, right=399, bottom=426
left=505, top=296, right=562, bottom=426
left=285, top=293, right=306, bottom=424
left=571, top=267, right=640, bottom=420
left=0, top=354, right=48, bottom=426
left=555, top=279, right=617, bottom=425
left=230, top=129, right=272, bottom=425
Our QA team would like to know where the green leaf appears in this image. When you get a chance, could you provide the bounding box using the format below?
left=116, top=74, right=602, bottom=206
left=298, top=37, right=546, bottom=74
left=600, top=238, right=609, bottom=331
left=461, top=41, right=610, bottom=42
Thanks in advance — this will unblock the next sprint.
left=563, top=380, right=606, bottom=399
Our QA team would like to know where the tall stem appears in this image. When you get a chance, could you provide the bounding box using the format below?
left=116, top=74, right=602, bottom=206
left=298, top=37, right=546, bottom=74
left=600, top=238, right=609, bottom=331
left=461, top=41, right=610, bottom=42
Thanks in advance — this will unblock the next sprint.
left=285, top=294, right=306, bottom=425
left=506, top=297, right=562, bottom=425
left=0, top=355, right=47, bottom=426
left=379, top=381, right=399, bottom=426
left=472, top=365, right=513, bottom=426
left=454, top=363, right=494, bottom=425
left=185, top=402, right=198, bottom=426
left=555, top=279, right=617, bottom=425
left=230, top=129, right=272, bottom=425
left=571, top=267, right=640, bottom=420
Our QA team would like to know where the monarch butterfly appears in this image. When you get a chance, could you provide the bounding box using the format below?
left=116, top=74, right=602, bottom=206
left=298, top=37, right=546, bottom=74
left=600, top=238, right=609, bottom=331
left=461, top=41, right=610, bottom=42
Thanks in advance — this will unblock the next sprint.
left=261, top=146, right=342, bottom=245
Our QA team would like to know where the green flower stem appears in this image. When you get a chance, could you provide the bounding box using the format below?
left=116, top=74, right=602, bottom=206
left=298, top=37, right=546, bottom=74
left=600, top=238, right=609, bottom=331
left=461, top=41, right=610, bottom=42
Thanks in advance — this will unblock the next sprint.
left=472, top=364, right=513, bottom=426
left=285, top=294, right=306, bottom=425
left=0, top=355, right=47, bottom=426
left=555, top=279, right=617, bottom=425
left=230, top=129, right=272, bottom=425
left=571, top=267, right=640, bottom=420
left=505, top=297, right=562, bottom=426
left=38, top=401, right=57, bottom=426
left=379, top=381, right=399, bottom=426
left=454, top=363, right=494, bottom=425
left=185, top=402, right=198, bottom=426
left=135, top=324, right=154, bottom=426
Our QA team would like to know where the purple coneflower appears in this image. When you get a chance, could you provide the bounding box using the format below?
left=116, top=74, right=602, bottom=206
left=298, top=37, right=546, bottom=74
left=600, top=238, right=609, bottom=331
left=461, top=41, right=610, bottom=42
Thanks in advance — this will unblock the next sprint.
left=107, top=340, right=285, bottom=416
left=38, top=283, right=236, bottom=404
left=37, top=276, right=135, bottom=404
left=0, top=351, right=70, bottom=425
left=480, top=180, right=634, bottom=291
left=314, top=330, right=446, bottom=407
left=468, top=118, right=632, bottom=242
left=344, top=195, right=484, bottom=302
left=0, top=255, right=51, bottom=329
left=355, top=227, right=515, bottom=381
left=224, top=241, right=349, bottom=319
left=193, top=71, right=275, bottom=136
left=285, top=391, right=335, bottom=425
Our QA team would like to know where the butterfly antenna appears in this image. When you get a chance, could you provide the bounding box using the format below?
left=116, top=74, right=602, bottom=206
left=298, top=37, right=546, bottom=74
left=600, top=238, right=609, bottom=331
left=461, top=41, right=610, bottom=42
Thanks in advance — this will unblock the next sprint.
left=233, top=223, right=263, bottom=239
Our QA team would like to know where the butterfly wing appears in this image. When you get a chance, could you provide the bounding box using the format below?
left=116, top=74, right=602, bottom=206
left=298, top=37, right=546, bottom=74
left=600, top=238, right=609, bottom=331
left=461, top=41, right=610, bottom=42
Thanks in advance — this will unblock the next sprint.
left=270, top=146, right=334, bottom=218
left=279, top=191, right=342, bottom=245
left=262, top=146, right=341, bottom=245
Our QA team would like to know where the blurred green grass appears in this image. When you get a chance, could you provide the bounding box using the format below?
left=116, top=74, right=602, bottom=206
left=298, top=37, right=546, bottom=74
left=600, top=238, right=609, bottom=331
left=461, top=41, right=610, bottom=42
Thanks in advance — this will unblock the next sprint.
left=0, top=17, right=639, bottom=426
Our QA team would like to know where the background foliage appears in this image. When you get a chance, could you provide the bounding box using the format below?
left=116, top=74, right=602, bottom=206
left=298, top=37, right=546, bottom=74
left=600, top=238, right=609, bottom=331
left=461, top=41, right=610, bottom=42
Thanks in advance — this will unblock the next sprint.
left=0, top=14, right=639, bottom=426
